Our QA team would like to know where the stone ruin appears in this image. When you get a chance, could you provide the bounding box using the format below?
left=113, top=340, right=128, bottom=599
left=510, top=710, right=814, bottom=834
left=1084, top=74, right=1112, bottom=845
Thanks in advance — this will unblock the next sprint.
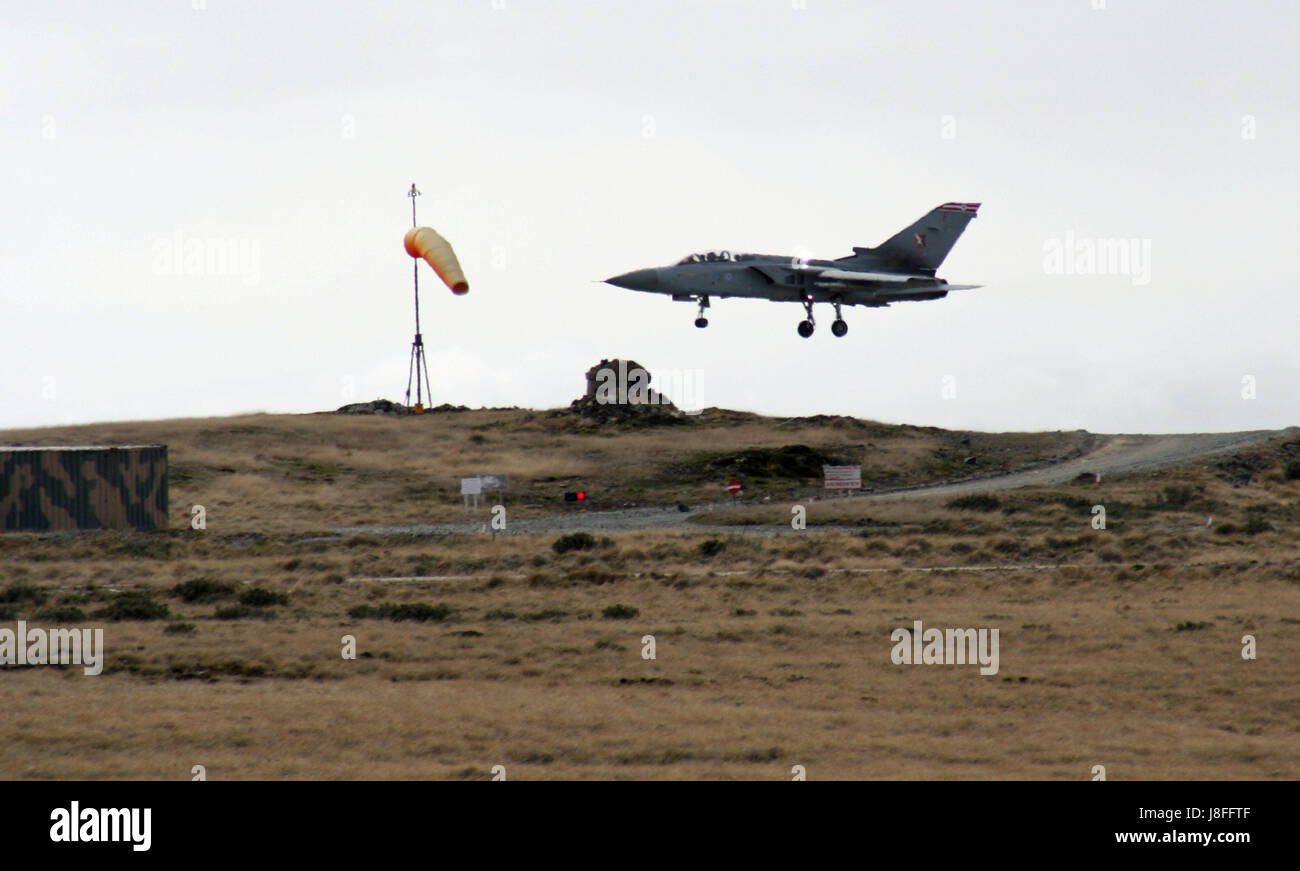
left=569, top=359, right=681, bottom=424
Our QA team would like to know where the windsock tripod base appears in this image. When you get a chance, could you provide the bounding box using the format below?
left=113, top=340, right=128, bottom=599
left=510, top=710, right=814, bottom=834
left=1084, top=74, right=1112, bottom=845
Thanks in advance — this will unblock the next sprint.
left=405, top=333, right=432, bottom=414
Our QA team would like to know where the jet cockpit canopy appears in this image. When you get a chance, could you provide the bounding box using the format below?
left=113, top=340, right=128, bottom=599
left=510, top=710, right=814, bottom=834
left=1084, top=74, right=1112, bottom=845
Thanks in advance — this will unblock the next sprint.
left=676, top=250, right=749, bottom=265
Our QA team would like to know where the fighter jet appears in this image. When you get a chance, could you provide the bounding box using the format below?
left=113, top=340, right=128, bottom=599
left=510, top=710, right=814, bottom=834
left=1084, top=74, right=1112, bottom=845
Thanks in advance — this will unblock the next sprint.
left=606, top=202, right=982, bottom=338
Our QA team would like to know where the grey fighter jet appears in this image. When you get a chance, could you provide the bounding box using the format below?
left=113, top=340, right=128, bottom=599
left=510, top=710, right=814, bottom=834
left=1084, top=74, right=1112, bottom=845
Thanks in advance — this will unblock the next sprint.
left=606, top=202, right=982, bottom=338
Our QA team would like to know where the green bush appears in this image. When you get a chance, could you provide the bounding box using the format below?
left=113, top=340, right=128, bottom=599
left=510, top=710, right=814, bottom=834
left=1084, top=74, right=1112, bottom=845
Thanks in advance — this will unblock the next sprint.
left=602, top=604, right=639, bottom=620
left=34, top=606, right=86, bottom=622
left=164, top=621, right=197, bottom=634
left=1160, top=486, right=1196, bottom=509
left=238, top=587, right=289, bottom=607
left=1284, top=460, right=1300, bottom=481
left=1242, top=515, right=1272, bottom=535
left=172, top=578, right=237, bottom=604
left=699, top=539, right=726, bottom=557
left=946, top=494, right=1001, bottom=512
left=0, top=583, right=49, bottom=606
left=93, top=592, right=170, bottom=621
left=552, top=532, right=598, bottom=554
left=348, top=602, right=452, bottom=622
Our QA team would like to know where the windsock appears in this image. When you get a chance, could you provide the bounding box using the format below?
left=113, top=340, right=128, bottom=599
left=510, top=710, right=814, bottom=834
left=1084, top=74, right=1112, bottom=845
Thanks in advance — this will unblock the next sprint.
left=403, top=227, right=469, bottom=294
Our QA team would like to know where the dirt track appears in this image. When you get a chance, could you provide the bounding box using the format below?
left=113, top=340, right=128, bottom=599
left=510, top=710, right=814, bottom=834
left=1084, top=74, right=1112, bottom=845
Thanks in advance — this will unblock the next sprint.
left=336, top=428, right=1292, bottom=538
left=862, top=429, right=1288, bottom=500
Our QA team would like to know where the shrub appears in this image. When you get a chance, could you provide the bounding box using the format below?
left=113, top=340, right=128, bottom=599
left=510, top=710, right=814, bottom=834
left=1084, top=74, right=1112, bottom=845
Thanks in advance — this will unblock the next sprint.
left=172, top=578, right=237, bottom=604
left=1285, top=460, right=1300, bottom=481
left=34, top=606, right=86, bottom=622
left=93, top=592, right=170, bottom=621
left=552, top=532, right=598, bottom=555
left=699, top=539, right=726, bottom=557
left=238, top=587, right=289, bottom=607
left=1242, top=515, right=1272, bottom=535
left=348, top=602, right=452, bottom=622
left=164, top=621, right=197, bottom=634
left=602, top=604, right=639, bottom=620
left=0, top=583, right=49, bottom=606
left=946, top=494, right=1001, bottom=512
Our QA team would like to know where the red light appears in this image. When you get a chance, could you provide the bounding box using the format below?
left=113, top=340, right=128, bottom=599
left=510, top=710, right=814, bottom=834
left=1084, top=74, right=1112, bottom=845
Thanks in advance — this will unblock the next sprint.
left=576, top=491, right=586, bottom=501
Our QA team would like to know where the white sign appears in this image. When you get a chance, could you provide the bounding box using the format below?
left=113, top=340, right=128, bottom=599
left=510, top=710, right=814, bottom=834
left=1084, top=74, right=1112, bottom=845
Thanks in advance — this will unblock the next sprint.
left=460, top=476, right=482, bottom=495
left=823, top=465, right=862, bottom=490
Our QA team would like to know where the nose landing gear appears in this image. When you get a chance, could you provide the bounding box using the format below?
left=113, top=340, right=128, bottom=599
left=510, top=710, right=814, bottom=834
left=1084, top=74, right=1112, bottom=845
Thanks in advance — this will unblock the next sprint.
left=694, top=295, right=710, bottom=328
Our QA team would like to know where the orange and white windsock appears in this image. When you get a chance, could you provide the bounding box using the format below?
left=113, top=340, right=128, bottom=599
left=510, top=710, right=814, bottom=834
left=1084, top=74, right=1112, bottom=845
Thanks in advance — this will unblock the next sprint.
left=403, top=227, right=469, bottom=294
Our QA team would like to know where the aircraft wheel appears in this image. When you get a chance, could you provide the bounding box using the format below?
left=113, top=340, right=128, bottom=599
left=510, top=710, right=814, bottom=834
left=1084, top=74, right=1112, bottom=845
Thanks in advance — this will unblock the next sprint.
left=831, top=319, right=848, bottom=337
left=797, top=320, right=814, bottom=338
left=694, top=317, right=709, bottom=328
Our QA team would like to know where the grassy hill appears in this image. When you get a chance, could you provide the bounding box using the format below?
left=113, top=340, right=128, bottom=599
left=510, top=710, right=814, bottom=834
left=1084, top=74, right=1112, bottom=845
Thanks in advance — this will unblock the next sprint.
left=0, top=407, right=1093, bottom=531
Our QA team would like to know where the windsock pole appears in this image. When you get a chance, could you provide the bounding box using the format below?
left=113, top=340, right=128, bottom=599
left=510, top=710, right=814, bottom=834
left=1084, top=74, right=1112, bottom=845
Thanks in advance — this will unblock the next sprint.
left=405, top=183, right=433, bottom=413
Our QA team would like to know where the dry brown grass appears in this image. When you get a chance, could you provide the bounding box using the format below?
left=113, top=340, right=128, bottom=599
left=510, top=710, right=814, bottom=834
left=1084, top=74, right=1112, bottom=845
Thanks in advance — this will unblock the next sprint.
left=0, top=543, right=1296, bottom=780
left=0, top=413, right=1296, bottom=779
left=1, top=519, right=1296, bottom=780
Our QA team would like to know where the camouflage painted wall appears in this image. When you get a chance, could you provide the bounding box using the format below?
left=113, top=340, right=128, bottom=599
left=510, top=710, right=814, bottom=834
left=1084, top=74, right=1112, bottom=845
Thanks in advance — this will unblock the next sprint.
left=0, top=446, right=168, bottom=531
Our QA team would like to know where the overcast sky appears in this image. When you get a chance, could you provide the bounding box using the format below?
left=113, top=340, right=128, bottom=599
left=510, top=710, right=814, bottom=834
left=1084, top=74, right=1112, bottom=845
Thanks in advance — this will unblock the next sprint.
left=3, top=0, right=1296, bottom=434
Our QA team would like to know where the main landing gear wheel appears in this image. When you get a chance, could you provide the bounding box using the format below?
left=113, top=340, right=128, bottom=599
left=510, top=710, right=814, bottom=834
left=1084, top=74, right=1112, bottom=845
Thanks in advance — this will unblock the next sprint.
left=829, top=297, right=847, bottom=337
left=797, top=296, right=816, bottom=338
left=695, top=317, right=709, bottom=328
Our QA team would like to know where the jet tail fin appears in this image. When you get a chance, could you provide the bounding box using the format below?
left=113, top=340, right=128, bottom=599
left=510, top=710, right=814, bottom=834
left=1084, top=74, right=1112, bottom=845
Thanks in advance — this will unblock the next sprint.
left=867, top=202, right=980, bottom=273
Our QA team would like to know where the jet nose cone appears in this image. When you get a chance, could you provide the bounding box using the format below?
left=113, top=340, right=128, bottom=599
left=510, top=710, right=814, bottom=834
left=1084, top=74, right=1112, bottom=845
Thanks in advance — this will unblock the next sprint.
left=605, top=268, right=659, bottom=291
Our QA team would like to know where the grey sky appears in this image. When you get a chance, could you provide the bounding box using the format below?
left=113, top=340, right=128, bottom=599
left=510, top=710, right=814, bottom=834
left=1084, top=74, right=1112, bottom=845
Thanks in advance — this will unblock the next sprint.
left=3, top=0, right=1296, bottom=432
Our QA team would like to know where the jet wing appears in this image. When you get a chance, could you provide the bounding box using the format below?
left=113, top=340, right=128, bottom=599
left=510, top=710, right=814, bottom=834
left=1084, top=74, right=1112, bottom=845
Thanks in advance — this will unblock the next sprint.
left=811, top=268, right=912, bottom=284
left=750, top=263, right=930, bottom=288
left=746, top=263, right=980, bottom=305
